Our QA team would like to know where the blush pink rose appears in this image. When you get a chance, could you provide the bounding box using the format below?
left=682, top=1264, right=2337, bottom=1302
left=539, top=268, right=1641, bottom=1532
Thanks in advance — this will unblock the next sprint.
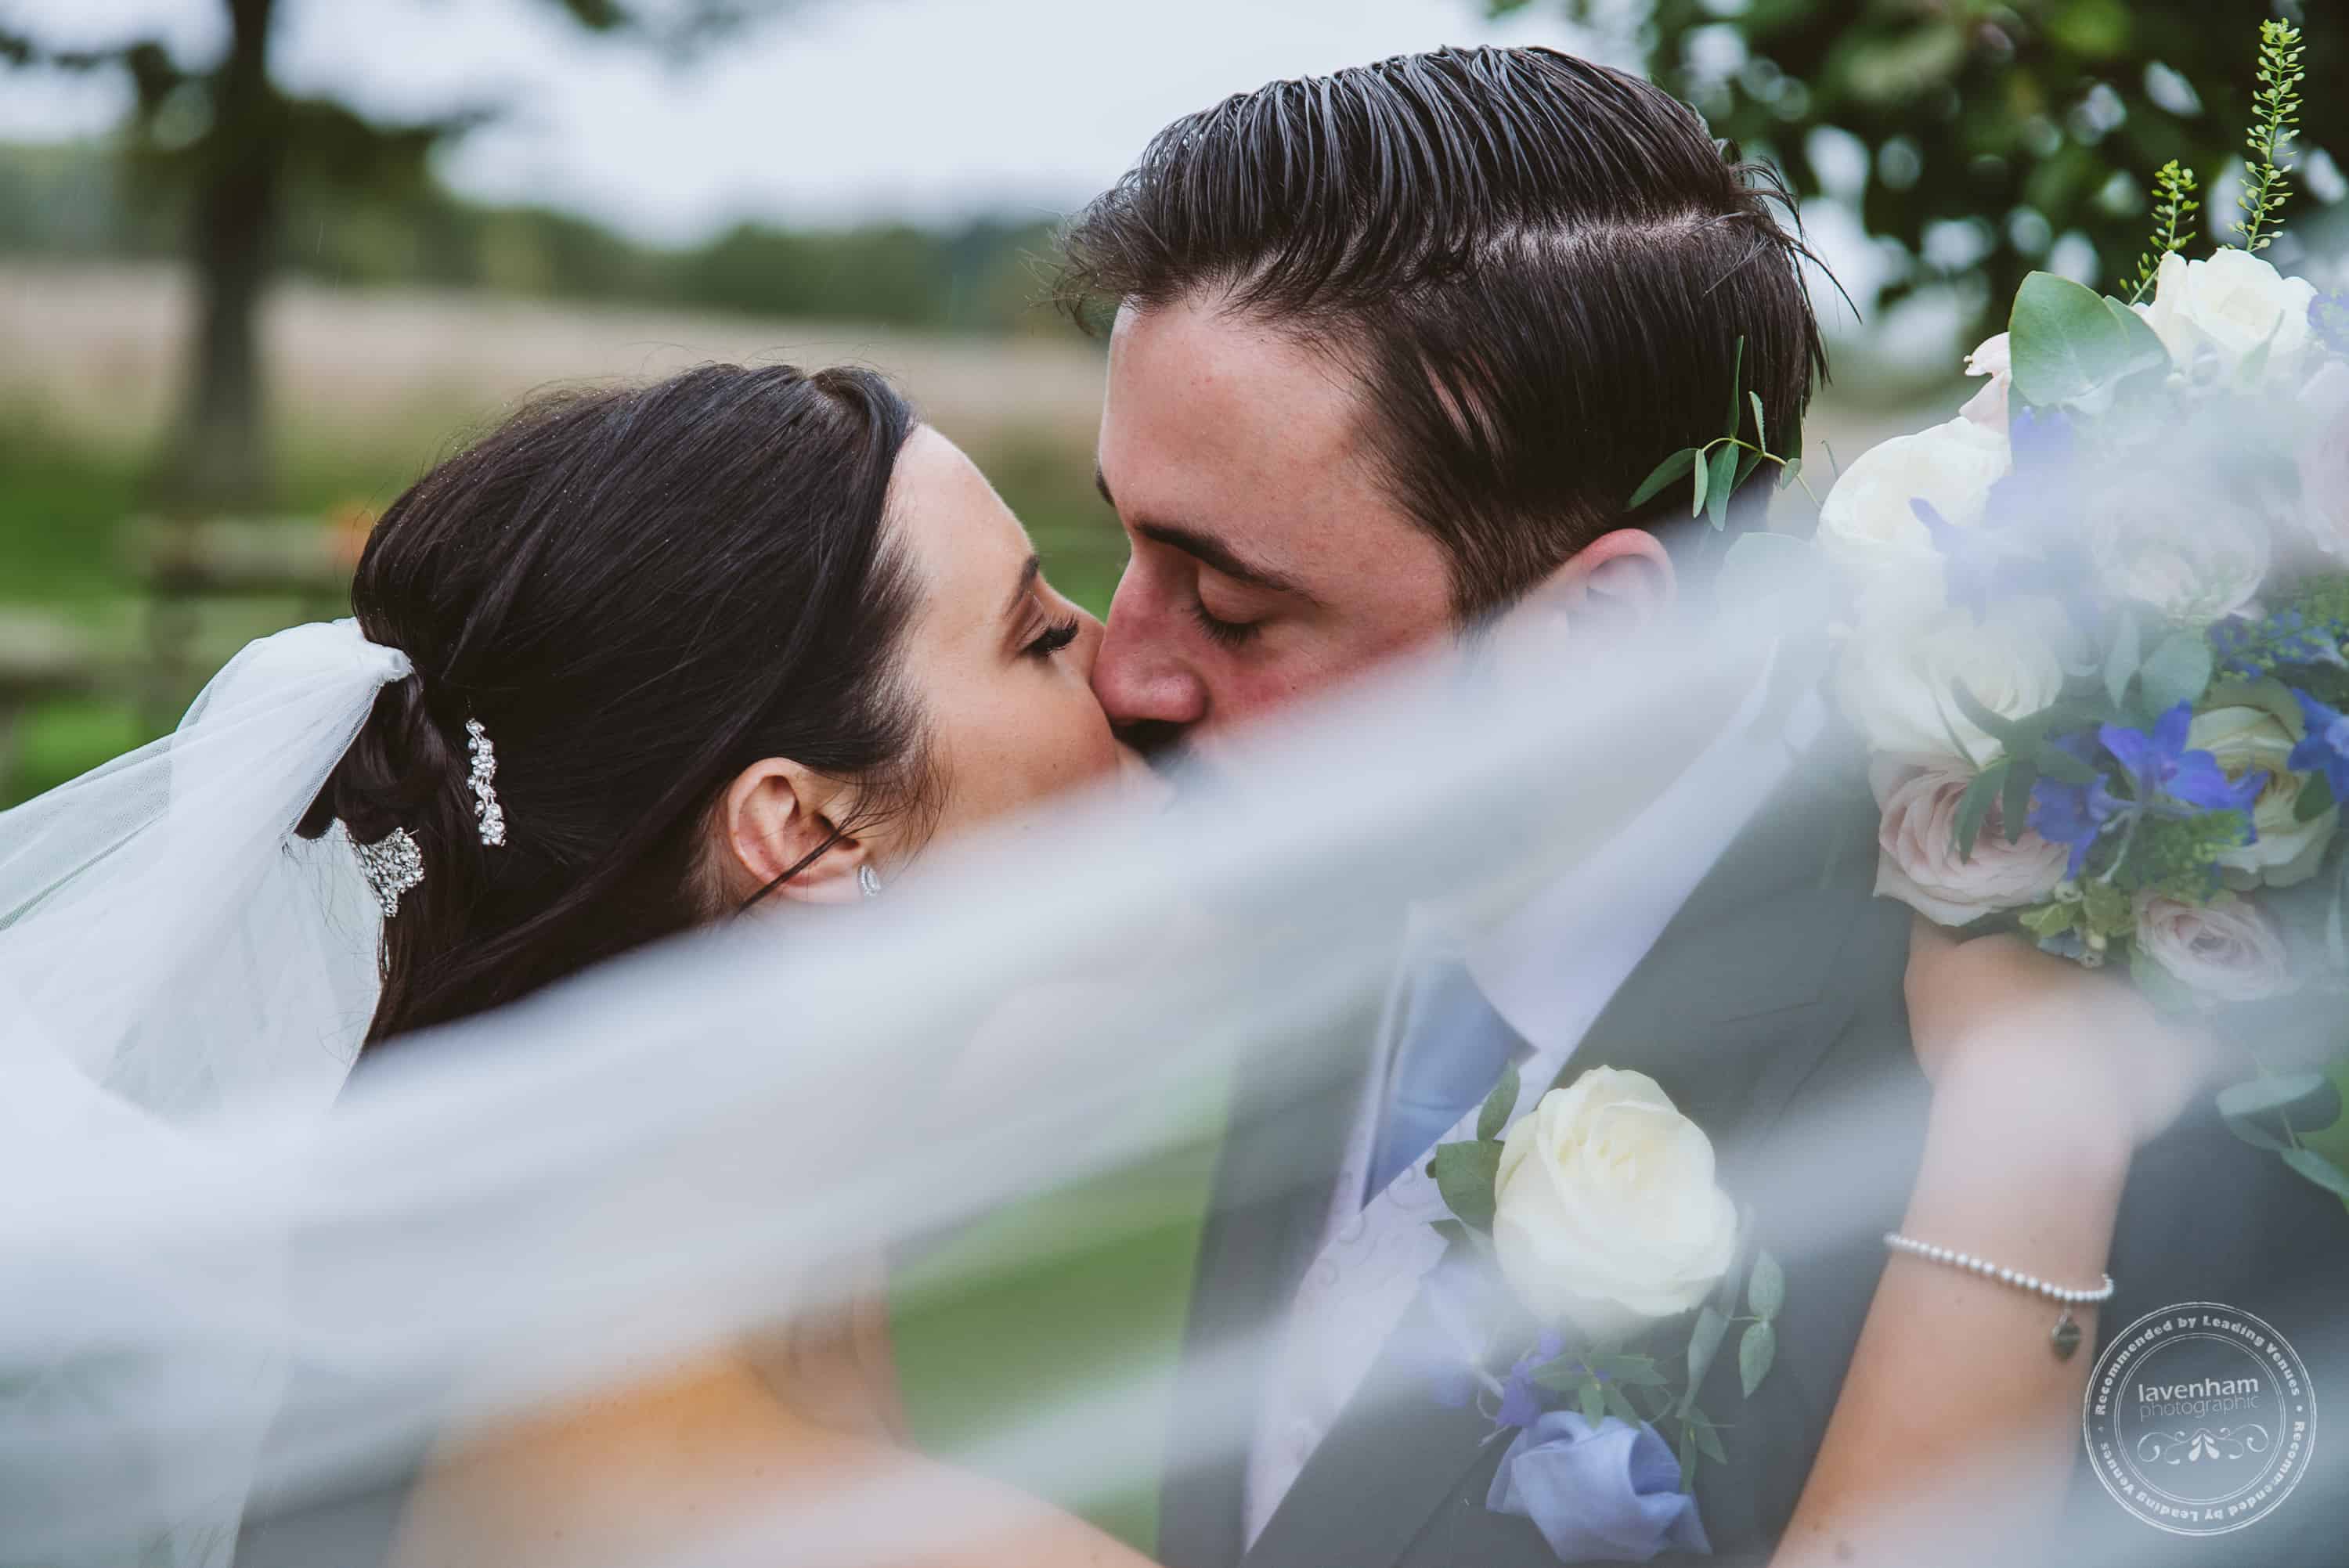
left=2135, top=893, right=2296, bottom=1003
left=1870, top=755, right=2067, bottom=925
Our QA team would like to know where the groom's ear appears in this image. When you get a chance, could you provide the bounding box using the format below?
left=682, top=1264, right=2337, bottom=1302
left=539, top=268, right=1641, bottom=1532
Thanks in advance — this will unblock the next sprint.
left=716, top=759, right=871, bottom=907
left=1528, top=528, right=1676, bottom=636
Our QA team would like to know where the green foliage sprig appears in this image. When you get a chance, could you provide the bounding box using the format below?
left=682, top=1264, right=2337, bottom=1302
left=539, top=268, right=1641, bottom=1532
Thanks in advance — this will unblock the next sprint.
left=2235, top=20, right=2307, bottom=254
left=2122, top=160, right=2200, bottom=306
left=1626, top=338, right=1815, bottom=528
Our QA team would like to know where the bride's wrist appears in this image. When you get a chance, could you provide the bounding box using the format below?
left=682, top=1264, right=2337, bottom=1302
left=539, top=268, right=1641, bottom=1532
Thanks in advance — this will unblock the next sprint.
left=1925, top=1056, right=2134, bottom=1180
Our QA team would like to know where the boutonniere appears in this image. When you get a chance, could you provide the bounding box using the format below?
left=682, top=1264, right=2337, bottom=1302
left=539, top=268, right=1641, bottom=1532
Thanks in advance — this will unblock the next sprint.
left=1420, top=1065, right=1787, bottom=1564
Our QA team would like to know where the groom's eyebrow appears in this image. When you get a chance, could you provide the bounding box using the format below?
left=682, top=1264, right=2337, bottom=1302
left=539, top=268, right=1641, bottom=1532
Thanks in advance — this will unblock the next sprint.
left=1095, top=466, right=1312, bottom=600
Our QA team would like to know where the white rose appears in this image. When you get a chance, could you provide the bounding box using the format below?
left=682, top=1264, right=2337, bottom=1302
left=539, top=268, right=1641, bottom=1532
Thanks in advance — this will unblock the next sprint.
left=2188, top=696, right=2339, bottom=887
left=1959, top=330, right=2012, bottom=432
left=2298, top=360, right=2349, bottom=555
left=1869, top=753, right=2067, bottom=924
left=2087, top=485, right=2270, bottom=625
left=1835, top=595, right=2068, bottom=766
left=1817, top=417, right=2012, bottom=584
left=2145, top=249, right=2318, bottom=382
left=1492, top=1069, right=1737, bottom=1339
left=2136, top=892, right=2296, bottom=1003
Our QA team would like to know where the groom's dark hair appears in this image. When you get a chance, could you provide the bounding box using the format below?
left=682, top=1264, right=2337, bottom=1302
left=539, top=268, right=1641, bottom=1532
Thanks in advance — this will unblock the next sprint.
left=1059, top=45, right=1829, bottom=621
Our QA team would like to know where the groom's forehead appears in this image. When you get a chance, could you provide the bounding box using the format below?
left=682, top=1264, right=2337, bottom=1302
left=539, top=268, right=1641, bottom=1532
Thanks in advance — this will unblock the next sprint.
left=1099, top=297, right=1392, bottom=516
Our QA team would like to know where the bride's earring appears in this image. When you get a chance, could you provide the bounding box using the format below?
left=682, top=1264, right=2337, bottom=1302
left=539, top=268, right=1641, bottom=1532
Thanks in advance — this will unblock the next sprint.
left=857, top=864, right=882, bottom=899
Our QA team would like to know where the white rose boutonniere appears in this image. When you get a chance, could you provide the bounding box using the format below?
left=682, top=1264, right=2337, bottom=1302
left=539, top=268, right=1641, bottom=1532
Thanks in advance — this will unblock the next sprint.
left=1421, top=1063, right=1791, bottom=1540
left=1490, top=1069, right=1738, bottom=1339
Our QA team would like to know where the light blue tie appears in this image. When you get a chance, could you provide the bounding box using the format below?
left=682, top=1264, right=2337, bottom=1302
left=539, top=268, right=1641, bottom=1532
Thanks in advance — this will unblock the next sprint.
left=1366, top=956, right=1527, bottom=1200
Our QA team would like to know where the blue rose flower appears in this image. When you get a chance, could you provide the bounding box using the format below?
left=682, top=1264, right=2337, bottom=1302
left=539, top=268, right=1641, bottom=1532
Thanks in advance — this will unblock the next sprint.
left=1487, top=1410, right=1711, bottom=1563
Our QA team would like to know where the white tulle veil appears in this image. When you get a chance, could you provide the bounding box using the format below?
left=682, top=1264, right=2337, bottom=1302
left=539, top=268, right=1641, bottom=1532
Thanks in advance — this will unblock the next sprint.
left=3, top=477, right=2344, bottom=1568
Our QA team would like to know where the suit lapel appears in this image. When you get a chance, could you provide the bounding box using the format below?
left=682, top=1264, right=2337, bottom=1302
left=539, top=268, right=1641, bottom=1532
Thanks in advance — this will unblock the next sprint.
left=1240, top=735, right=1891, bottom=1568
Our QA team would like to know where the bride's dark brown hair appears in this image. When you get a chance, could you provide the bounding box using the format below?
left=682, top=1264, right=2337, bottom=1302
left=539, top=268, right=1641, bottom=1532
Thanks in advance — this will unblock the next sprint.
left=299, top=362, right=936, bottom=1051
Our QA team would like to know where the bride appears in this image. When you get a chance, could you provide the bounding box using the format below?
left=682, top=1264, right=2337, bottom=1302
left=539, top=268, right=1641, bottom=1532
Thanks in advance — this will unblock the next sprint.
left=7, top=359, right=2215, bottom=1568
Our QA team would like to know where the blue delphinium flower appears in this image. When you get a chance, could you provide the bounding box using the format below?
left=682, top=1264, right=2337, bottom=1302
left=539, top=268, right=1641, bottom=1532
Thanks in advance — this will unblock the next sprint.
left=1495, top=1331, right=1568, bottom=1431
left=2289, top=689, right=2349, bottom=801
left=2029, top=733, right=2128, bottom=878
left=2101, top=702, right=2267, bottom=823
left=1488, top=1411, right=1711, bottom=1563
left=2210, top=610, right=2349, bottom=681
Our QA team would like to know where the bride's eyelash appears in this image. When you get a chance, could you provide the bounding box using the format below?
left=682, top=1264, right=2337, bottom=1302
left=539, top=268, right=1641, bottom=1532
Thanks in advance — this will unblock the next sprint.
left=1024, top=616, right=1081, bottom=660
left=1191, top=599, right=1260, bottom=651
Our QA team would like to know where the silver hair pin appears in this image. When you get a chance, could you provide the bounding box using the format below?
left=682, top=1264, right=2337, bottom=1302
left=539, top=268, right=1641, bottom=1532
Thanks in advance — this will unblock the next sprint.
left=355, top=828, right=425, bottom=919
left=466, top=719, right=507, bottom=847
left=858, top=864, right=882, bottom=899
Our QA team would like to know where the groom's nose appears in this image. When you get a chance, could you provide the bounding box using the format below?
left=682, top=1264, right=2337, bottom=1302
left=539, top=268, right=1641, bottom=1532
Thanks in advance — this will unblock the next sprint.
left=1093, top=572, right=1210, bottom=745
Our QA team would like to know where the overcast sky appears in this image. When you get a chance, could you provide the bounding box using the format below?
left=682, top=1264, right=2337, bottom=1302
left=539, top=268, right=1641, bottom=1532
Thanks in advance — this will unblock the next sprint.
left=0, top=0, right=1618, bottom=243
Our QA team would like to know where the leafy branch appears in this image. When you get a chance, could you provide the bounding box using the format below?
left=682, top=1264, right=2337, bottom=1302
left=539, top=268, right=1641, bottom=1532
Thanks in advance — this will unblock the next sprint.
left=2235, top=20, right=2306, bottom=254
left=2121, top=160, right=2199, bottom=306
left=1626, top=338, right=1817, bottom=530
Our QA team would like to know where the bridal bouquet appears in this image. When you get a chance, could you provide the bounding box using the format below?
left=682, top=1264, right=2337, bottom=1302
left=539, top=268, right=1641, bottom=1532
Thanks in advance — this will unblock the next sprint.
left=1805, top=22, right=2349, bottom=1200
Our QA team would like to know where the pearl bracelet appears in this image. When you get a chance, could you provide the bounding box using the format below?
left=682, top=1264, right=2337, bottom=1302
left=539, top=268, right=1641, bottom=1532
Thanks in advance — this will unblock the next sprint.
left=1883, top=1231, right=2115, bottom=1360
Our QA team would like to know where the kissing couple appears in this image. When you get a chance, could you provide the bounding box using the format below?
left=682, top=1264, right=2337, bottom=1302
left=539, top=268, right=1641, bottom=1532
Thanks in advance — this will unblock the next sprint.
left=19, top=42, right=2345, bottom=1568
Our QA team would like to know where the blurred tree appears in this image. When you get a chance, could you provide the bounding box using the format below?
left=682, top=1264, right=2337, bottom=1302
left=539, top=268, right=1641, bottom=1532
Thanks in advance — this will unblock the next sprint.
left=0, top=0, right=802, bottom=507
left=1491, top=0, right=2342, bottom=330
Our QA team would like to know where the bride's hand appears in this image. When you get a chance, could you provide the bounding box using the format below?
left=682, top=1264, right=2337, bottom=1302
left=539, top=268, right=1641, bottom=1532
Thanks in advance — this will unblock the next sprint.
left=1904, top=915, right=2225, bottom=1150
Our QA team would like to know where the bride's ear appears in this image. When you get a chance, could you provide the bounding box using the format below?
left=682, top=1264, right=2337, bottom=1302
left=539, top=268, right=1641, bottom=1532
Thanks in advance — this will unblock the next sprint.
left=717, top=759, right=871, bottom=906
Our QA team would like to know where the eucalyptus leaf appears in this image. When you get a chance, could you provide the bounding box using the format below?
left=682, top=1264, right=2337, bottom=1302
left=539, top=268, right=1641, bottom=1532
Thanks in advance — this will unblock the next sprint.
left=2282, top=1147, right=2349, bottom=1201
left=1689, top=443, right=1712, bottom=519
left=1690, top=1411, right=1728, bottom=1465
left=1683, top=1304, right=1730, bottom=1413
left=1747, top=1249, right=1786, bottom=1321
left=2008, top=271, right=2136, bottom=407
left=1604, top=1382, right=1643, bottom=1426
left=1947, top=679, right=2023, bottom=747
left=1738, top=1318, right=1777, bottom=1398
left=2103, top=607, right=2143, bottom=711
left=1705, top=442, right=1739, bottom=531
left=1629, top=447, right=1699, bottom=509
left=1954, top=763, right=2007, bottom=862
left=1429, top=1140, right=1503, bottom=1233
left=1478, top=1063, right=1521, bottom=1143
left=1725, top=336, right=1747, bottom=439
left=2102, top=294, right=2173, bottom=380
left=2001, top=759, right=2037, bottom=845
left=2034, top=738, right=2098, bottom=786
left=2217, top=1072, right=2340, bottom=1129
left=1748, top=391, right=1768, bottom=456
left=1777, top=456, right=1802, bottom=492
left=2138, top=633, right=2215, bottom=719
left=1579, top=1379, right=1607, bottom=1426
left=2299, top=770, right=2336, bottom=824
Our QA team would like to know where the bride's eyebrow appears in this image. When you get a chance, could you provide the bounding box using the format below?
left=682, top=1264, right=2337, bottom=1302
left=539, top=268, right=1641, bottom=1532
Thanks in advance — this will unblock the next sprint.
left=1001, top=555, right=1042, bottom=622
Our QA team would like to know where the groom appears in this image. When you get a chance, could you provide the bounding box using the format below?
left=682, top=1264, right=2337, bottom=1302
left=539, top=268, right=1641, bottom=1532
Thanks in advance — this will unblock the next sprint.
left=1066, top=45, right=2349, bottom=1568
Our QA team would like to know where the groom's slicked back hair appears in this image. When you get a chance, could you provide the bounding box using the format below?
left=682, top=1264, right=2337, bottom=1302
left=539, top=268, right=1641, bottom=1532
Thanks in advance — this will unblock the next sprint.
left=1059, top=45, right=1828, bottom=621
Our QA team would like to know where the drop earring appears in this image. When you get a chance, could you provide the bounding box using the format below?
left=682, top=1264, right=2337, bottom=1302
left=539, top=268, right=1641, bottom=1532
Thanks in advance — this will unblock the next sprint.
left=857, top=864, right=882, bottom=899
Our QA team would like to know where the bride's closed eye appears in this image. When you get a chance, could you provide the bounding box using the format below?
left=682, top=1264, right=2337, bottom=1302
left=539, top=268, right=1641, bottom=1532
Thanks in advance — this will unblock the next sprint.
left=1023, top=615, right=1081, bottom=661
